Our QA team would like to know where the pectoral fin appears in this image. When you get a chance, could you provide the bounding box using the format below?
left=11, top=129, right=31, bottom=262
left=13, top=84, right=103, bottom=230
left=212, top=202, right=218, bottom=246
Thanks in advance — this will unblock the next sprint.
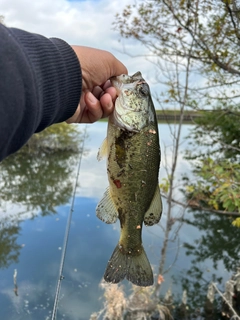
left=97, top=137, right=108, bottom=161
left=144, top=185, right=162, bottom=226
left=96, top=187, right=118, bottom=224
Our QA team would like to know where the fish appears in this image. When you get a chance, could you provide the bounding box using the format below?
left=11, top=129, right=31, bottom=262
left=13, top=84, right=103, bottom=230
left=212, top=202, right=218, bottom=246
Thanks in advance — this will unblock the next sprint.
left=96, top=71, right=162, bottom=287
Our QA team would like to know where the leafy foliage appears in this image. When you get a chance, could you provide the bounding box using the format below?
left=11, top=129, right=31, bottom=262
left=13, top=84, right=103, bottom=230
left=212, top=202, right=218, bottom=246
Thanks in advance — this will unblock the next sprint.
left=114, top=0, right=240, bottom=302
left=114, top=0, right=240, bottom=218
left=115, top=0, right=240, bottom=217
left=114, top=0, right=240, bottom=93
left=186, top=106, right=240, bottom=161
left=232, top=217, right=240, bottom=227
left=176, top=210, right=240, bottom=316
left=183, top=158, right=240, bottom=213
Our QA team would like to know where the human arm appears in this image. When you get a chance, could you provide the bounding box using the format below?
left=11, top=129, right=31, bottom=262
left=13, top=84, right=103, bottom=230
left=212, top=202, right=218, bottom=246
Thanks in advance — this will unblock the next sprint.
left=0, top=24, right=127, bottom=161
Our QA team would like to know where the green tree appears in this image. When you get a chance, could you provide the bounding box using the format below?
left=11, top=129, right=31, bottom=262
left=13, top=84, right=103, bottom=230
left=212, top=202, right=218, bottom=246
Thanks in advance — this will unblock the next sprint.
left=0, top=123, right=83, bottom=215
left=183, top=158, right=240, bottom=213
left=186, top=106, right=240, bottom=161
left=114, top=0, right=240, bottom=98
left=113, top=0, right=240, bottom=297
left=115, top=0, right=240, bottom=214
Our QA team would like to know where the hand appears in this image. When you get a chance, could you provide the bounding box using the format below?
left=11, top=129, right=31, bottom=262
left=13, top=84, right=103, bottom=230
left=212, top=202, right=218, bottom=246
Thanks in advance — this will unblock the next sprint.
left=66, top=46, right=128, bottom=124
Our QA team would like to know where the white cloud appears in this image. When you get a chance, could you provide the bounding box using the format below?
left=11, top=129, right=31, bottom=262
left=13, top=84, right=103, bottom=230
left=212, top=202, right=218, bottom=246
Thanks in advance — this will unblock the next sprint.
left=0, top=0, right=154, bottom=77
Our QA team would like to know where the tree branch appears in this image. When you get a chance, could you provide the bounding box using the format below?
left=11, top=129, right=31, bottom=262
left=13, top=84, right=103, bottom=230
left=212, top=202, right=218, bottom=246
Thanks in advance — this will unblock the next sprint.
left=162, top=0, right=240, bottom=76
left=161, top=193, right=240, bottom=217
left=223, top=0, right=240, bottom=42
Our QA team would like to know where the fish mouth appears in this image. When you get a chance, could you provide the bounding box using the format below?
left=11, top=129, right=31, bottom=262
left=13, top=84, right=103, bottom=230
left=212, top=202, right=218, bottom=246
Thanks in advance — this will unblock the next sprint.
left=110, top=72, right=144, bottom=94
left=110, top=75, right=131, bottom=95
left=110, top=76, right=122, bottom=96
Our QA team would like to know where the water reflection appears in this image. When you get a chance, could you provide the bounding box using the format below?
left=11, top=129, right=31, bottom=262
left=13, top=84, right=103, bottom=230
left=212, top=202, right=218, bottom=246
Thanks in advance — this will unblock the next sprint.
left=0, top=123, right=239, bottom=320
left=0, top=223, right=21, bottom=269
left=183, top=210, right=240, bottom=272
left=0, top=150, right=79, bottom=216
left=0, top=150, right=79, bottom=273
left=180, top=210, right=240, bottom=313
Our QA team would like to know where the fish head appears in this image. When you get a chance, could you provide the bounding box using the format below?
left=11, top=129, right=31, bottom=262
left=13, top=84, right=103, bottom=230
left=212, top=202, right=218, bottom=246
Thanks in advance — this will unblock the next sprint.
left=111, top=72, right=155, bottom=132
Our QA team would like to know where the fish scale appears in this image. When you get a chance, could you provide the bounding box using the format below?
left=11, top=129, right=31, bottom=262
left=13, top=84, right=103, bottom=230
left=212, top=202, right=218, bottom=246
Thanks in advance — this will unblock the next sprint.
left=96, top=72, right=162, bottom=286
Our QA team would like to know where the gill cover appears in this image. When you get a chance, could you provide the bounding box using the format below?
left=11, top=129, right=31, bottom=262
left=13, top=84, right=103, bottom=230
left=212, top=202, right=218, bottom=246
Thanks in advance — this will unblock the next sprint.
left=111, top=72, right=154, bottom=132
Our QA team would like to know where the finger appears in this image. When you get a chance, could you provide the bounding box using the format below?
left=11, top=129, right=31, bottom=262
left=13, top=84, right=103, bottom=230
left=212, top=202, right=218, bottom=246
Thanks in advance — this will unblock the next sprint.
left=104, top=87, right=118, bottom=101
left=84, top=92, right=102, bottom=122
left=80, top=92, right=103, bottom=123
left=92, top=86, right=103, bottom=99
left=82, top=92, right=113, bottom=123
left=99, top=93, right=114, bottom=117
left=102, top=80, right=112, bottom=90
left=92, top=85, right=117, bottom=101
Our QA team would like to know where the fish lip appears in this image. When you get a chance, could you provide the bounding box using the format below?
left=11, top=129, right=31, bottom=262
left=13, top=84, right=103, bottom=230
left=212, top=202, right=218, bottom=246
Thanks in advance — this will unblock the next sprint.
left=111, top=73, right=145, bottom=91
left=110, top=76, right=122, bottom=96
left=110, top=74, right=129, bottom=84
left=110, top=75, right=132, bottom=95
left=110, top=72, right=143, bottom=83
left=111, top=75, right=140, bottom=96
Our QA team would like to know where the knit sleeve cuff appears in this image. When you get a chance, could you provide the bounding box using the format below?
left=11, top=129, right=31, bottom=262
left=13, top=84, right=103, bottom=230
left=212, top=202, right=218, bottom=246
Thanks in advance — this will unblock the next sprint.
left=10, top=28, right=82, bottom=132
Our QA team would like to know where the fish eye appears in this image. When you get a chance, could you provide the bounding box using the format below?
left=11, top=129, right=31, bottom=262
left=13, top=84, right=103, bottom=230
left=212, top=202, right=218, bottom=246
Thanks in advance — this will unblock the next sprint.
left=139, top=83, right=149, bottom=96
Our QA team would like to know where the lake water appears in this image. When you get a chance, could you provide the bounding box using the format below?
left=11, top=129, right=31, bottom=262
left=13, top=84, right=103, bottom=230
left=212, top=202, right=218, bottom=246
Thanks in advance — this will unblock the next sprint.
left=0, top=122, right=239, bottom=320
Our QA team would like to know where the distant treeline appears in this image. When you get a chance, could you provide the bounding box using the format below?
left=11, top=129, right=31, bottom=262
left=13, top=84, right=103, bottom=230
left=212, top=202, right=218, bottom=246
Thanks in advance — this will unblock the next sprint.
left=100, top=110, right=229, bottom=124
left=155, top=109, right=239, bottom=124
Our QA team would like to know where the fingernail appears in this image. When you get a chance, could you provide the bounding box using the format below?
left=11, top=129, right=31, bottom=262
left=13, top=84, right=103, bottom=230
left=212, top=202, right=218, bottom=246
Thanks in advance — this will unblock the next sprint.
left=106, top=102, right=113, bottom=112
left=107, top=102, right=113, bottom=109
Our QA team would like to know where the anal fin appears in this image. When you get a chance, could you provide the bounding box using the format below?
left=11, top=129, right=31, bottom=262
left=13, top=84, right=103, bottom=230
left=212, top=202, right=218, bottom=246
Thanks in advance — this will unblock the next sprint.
left=144, top=184, right=162, bottom=226
left=96, top=187, right=118, bottom=224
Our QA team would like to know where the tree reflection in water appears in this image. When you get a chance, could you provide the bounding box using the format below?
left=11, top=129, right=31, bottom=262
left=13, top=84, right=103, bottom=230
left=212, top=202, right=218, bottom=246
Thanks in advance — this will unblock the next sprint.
left=0, top=148, right=80, bottom=269
left=180, top=210, right=240, bottom=314
left=0, top=223, right=21, bottom=269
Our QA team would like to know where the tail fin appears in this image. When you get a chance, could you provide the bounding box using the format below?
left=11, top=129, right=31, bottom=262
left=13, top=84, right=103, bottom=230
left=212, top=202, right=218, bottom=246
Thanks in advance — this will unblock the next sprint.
left=104, top=244, right=153, bottom=286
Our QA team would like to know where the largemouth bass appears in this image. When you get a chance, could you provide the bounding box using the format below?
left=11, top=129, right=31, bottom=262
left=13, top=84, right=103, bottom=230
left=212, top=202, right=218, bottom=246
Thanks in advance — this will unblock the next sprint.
left=96, top=72, right=162, bottom=286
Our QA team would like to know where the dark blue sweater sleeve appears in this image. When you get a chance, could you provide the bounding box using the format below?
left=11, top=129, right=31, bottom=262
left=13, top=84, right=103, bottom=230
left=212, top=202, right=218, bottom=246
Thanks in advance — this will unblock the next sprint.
left=0, top=24, right=82, bottom=161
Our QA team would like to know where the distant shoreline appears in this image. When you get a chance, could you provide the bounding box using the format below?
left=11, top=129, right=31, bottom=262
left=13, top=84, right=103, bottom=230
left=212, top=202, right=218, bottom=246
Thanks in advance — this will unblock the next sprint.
left=100, top=109, right=207, bottom=124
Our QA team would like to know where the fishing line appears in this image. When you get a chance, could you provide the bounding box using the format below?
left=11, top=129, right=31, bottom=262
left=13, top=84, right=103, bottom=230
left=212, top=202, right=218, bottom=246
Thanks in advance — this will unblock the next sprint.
left=51, top=126, right=87, bottom=320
